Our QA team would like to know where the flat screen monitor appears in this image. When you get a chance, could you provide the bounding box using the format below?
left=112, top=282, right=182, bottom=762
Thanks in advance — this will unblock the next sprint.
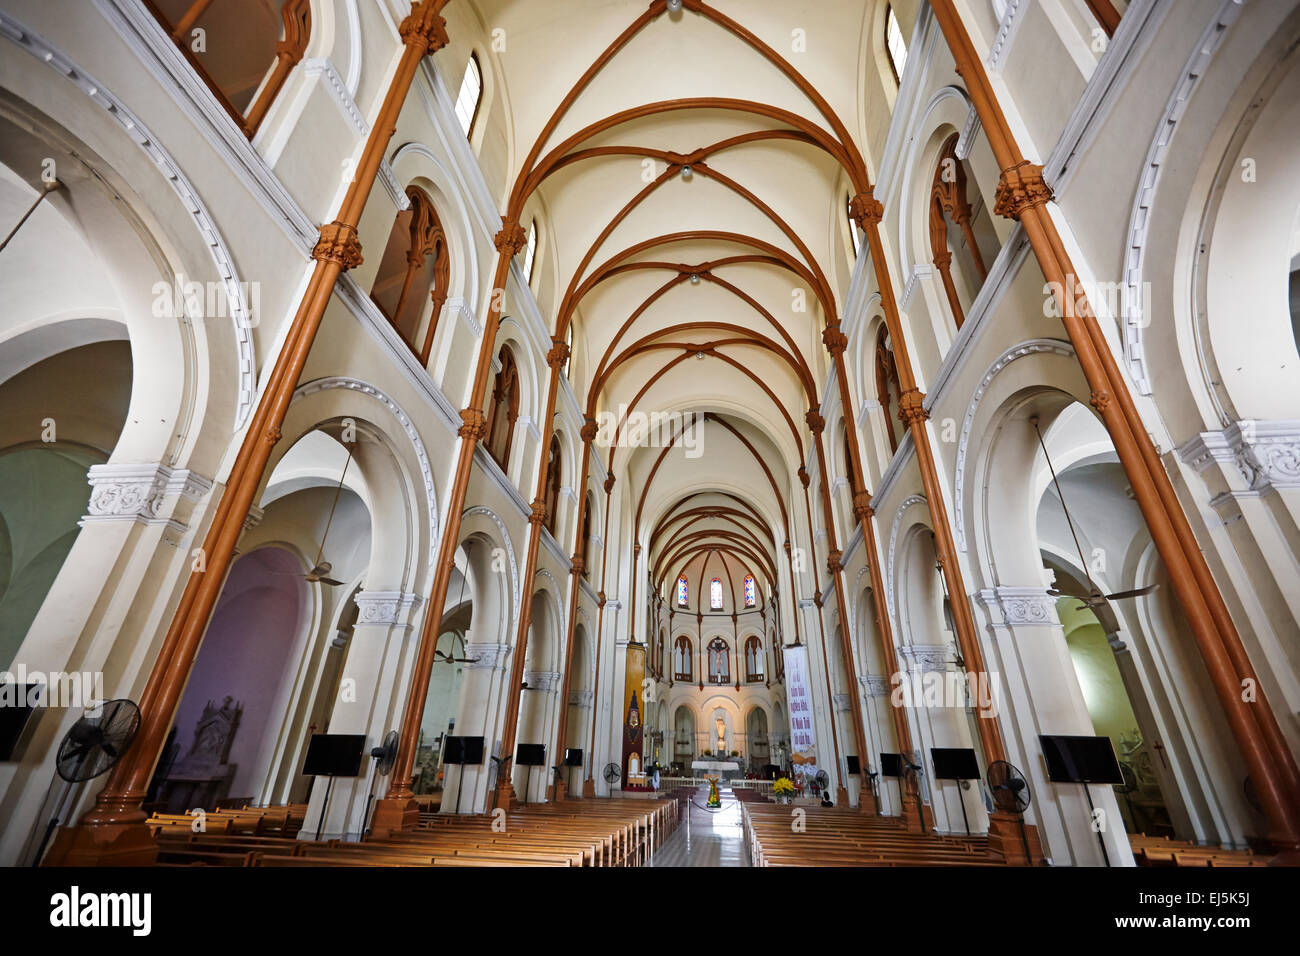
left=0, top=684, right=41, bottom=761
left=302, top=733, right=366, bottom=777
left=845, top=755, right=860, bottom=775
left=879, top=752, right=903, bottom=777
left=460, top=736, right=484, bottom=766
left=1039, top=734, right=1124, bottom=785
left=931, top=747, right=980, bottom=781
left=443, top=736, right=464, bottom=765
left=516, top=743, right=546, bottom=766
left=564, top=748, right=583, bottom=767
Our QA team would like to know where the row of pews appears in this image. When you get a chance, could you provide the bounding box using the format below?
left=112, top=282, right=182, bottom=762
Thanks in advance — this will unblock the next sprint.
left=1129, top=833, right=1266, bottom=867
left=742, top=802, right=1005, bottom=867
left=147, top=798, right=676, bottom=867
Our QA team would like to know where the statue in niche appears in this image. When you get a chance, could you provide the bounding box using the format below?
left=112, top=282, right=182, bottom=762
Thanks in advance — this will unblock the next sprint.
left=715, top=716, right=726, bottom=756
left=186, top=696, right=242, bottom=768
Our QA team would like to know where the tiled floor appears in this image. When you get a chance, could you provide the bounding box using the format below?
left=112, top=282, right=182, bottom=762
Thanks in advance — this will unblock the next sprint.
left=649, top=786, right=750, bottom=867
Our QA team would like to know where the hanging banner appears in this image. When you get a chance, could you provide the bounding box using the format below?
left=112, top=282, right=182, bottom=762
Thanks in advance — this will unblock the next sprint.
left=620, top=641, right=646, bottom=788
left=783, top=643, right=819, bottom=789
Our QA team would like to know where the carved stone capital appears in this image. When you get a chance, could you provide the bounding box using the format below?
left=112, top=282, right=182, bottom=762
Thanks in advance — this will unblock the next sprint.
left=897, top=388, right=929, bottom=426
left=495, top=219, right=528, bottom=256
left=580, top=417, right=599, bottom=443
left=312, top=220, right=363, bottom=270
left=524, top=670, right=560, bottom=693
left=993, top=161, right=1053, bottom=221
left=458, top=407, right=487, bottom=440
left=860, top=674, right=891, bottom=698
left=822, top=324, right=849, bottom=356
left=547, top=339, right=571, bottom=369
left=528, top=497, right=548, bottom=526
left=353, top=590, right=421, bottom=627
left=83, top=463, right=212, bottom=532
left=852, top=490, right=875, bottom=521
left=805, top=409, right=825, bottom=434
left=570, top=554, right=585, bottom=575
left=399, top=2, right=449, bottom=55
left=975, top=586, right=1060, bottom=628
left=848, top=189, right=884, bottom=229
left=465, top=642, right=508, bottom=669
left=826, top=549, right=843, bottom=574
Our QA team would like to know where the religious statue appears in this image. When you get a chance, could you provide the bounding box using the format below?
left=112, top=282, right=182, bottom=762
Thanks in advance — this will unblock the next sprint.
left=706, top=776, right=721, bottom=808
left=185, top=696, right=242, bottom=769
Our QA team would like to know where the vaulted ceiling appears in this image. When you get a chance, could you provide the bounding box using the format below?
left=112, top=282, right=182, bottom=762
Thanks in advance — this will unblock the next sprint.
left=444, top=0, right=901, bottom=610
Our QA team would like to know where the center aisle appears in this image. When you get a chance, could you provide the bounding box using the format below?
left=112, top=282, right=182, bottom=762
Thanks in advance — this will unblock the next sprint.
left=649, top=784, right=750, bottom=868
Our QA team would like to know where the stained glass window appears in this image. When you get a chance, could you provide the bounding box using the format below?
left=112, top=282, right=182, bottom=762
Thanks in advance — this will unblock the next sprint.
left=677, top=575, right=688, bottom=607
left=710, top=578, right=723, bottom=610
left=744, top=574, right=756, bottom=608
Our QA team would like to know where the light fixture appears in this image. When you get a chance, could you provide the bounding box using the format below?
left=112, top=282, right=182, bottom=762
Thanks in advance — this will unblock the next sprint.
left=689, top=273, right=701, bottom=285
left=695, top=350, right=706, bottom=361
left=680, top=164, right=693, bottom=181
left=667, top=0, right=683, bottom=12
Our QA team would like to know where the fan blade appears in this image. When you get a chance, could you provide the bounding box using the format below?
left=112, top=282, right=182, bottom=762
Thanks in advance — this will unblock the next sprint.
left=1105, top=584, right=1157, bottom=601
left=318, top=576, right=344, bottom=587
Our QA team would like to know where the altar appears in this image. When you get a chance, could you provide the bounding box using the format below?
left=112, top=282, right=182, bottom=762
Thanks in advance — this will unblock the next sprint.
left=691, top=759, right=741, bottom=780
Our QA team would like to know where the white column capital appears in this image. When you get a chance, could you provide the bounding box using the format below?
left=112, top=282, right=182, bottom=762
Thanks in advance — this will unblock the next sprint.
left=974, top=586, right=1061, bottom=628
left=353, top=590, right=421, bottom=627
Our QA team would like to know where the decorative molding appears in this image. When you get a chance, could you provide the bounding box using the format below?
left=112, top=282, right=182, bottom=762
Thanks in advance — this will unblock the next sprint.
left=1121, top=0, right=1246, bottom=396
left=885, top=494, right=927, bottom=624
left=569, top=689, right=594, bottom=707
left=525, top=670, right=560, bottom=693
left=301, top=57, right=365, bottom=134
left=859, top=674, right=892, bottom=698
left=1178, top=420, right=1300, bottom=494
left=975, top=586, right=1061, bottom=628
left=353, top=590, right=421, bottom=626
left=897, top=643, right=953, bottom=674
left=465, top=642, right=508, bottom=670
left=3, top=9, right=258, bottom=426
left=243, top=505, right=265, bottom=533
left=832, top=693, right=851, bottom=713
left=462, top=505, right=521, bottom=627
left=293, top=377, right=441, bottom=557
left=900, top=263, right=934, bottom=311
left=82, top=463, right=212, bottom=533
left=954, top=339, right=1075, bottom=552
left=987, top=0, right=1029, bottom=72
left=954, top=101, right=981, bottom=160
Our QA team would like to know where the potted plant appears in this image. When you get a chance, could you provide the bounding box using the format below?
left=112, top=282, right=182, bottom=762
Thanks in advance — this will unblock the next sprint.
left=730, top=750, right=740, bottom=758
left=702, top=749, right=712, bottom=757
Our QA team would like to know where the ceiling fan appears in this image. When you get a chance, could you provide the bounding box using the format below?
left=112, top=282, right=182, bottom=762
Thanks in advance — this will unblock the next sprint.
left=272, top=445, right=353, bottom=586
left=1031, top=415, right=1157, bottom=632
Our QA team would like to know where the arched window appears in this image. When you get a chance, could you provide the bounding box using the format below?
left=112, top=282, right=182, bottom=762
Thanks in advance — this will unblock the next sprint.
left=707, top=637, right=730, bottom=684
left=148, top=0, right=310, bottom=139
left=543, top=434, right=562, bottom=535
left=580, top=492, right=594, bottom=579
left=743, top=574, right=756, bottom=608
left=454, top=53, right=483, bottom=138
left=677, top=575, right=689, bottom=607
left=875, top=328, right=904, bottom=455
left=520, top=220, right=538, bottom=285
left=885, top=5, right=908, bottom=84
left=369, top=185, right=449, bottom=362
left=485, top=346, right=519, bottom=469
left=929, top=134, right=997, bottom=329
left=744, top=635, right=764, bottom=682
left=673, top=635, right=693, bottom=681
left=709, top=578, right=723, bottom=610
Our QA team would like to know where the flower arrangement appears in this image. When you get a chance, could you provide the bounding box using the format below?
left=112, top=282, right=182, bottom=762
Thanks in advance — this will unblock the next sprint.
left=729, top=750, right=740, bottom=757
left=702, top=749, right=713, bottom=756
left=773, top=777, right=795, bottom=795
